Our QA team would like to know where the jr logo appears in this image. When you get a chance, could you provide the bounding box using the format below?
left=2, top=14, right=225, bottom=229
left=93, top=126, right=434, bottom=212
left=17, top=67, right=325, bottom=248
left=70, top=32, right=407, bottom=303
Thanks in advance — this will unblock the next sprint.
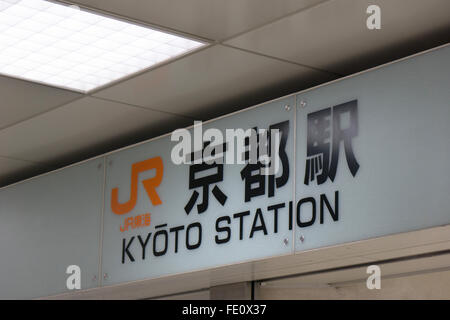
left=111, top=156, right=164, bottom=215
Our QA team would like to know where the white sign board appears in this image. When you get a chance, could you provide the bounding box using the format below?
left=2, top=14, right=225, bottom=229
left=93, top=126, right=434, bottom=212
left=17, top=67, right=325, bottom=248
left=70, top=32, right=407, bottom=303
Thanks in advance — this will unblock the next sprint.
left=101, top=45, right=450, bottom=285
left=0, top=45, right=449, bottom=297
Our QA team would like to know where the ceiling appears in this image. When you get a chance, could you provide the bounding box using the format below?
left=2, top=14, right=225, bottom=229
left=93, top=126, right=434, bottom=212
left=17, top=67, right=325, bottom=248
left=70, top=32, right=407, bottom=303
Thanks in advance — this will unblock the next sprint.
left=1, top=0, right=449, bottom=187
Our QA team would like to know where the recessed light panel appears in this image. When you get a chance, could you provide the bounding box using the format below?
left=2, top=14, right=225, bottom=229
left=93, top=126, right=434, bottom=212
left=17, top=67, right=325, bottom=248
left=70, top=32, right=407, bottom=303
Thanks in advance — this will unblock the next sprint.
left=0, top=0, right=205, bottom=92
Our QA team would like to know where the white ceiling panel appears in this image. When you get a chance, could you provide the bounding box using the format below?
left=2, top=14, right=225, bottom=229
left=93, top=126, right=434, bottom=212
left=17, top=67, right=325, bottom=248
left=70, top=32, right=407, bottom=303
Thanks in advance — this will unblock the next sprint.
left=0, top=75, right=82, bottom=129
left=67, top=0, right=327, bottom=41
left=225, top=0, right=450, bottom=75
left=93, top=44, right=337, bottom=119
left=0, top=97, right=191, bottom=166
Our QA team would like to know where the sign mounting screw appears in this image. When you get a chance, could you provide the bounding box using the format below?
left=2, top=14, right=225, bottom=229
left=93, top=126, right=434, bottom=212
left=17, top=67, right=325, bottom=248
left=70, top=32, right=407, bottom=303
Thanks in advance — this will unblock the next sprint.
left=284, top=105, right=291, bottom=111
left=299, top=235, right=305, bottom=243
left=283, top=238, right=289, bottom=245
left=103, top=273, right=108, bottom=280
left=300, top=100, right=307, bottom=108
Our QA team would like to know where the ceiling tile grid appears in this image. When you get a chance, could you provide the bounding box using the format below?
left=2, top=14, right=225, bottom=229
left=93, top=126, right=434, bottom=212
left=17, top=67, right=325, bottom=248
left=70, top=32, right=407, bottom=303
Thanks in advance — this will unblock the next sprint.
left=225, top=0, right=450, bottom=75
left=93, top=44, right=337, bottom=119
left=0, top=75, right=82, bottom=129
left=1, top=0, right=449, bottom=187
left=0, top=0, right=206, bottom=92
left=67, top=0, right=328, bottom=41
left=0, top=97, right=191, bottom=168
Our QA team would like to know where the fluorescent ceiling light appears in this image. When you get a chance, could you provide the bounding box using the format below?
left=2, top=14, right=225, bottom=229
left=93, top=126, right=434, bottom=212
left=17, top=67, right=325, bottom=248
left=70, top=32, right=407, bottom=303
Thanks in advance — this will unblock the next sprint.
left=0, top=0, right=205, bottom=92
